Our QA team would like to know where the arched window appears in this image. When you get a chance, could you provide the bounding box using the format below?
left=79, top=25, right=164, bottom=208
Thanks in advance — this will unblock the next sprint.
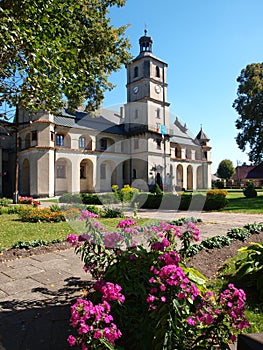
left=156, top=66, right=160, bottom=78
left=133, top=168, right=137, bottom=179
left=134, top=66, right=138, bottom=78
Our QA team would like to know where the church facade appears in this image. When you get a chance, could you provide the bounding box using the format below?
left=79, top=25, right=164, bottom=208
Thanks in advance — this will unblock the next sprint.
left=1, top=32, right=212, bottom=198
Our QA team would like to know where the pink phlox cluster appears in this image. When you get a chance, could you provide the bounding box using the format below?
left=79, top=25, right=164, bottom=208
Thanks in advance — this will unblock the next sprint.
left=151, top=238, right=170, bottom=252
left=104, top=231, right=123, bottom=248
left=158, top=251, right=180, bottom=266
left=188, top=285, right=250, bottom=333
left=151, top=222, right=180, bottom=236
left=147, top=261, right=200, bottom=308
left=116, top=218, right=137, bottom=228
left=95, top=281, right=125, bottom=304
left=80, top=210, right=99, bottom=220
left=67, top=298, right=122, bottom=347
left=179, top=222, right=200, bottom=242
left=92, top=221, right=104, bottom=230
left=67, top=233, right=80, bottom=247
left=219, top=284, right=250, bottom=330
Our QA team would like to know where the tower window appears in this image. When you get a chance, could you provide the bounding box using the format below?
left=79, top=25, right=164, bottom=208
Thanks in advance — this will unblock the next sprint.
left=156, top=139, right=161, bottom=149
left=156, top=108, right=160, bottom=119
left=135, top=110, right=139, bottom=119
left=79, top=136, right=86, bottom=148
left=100, top=138, right=107, bottom=151
left=134, top=66, right=138, bottom=78
left=156, top=66, right=160, bottom=78
left=134, top=139, right=139, bottom=149
left=56, top=134, right=64, bottom=147
left=31, top=130, right=37, bottom=141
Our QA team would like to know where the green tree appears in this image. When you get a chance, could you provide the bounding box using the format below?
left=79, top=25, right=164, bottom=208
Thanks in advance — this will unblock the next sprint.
left=216, top=159, right=235, bottom=181
left=0, top=0, right=131, bottom=118
left=233, top=63, right=263, bottom=164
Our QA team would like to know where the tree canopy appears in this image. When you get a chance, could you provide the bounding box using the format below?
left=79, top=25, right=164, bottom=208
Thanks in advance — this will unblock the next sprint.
left=233, top=63, right=263, bottom=164
left=216, top=159, right=235, bottom=181
left=0, top=0, right=131, bottom=118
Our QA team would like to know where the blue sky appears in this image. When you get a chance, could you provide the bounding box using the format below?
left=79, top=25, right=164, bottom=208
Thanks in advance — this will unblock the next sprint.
left=103, top=0, right=263, bottom=173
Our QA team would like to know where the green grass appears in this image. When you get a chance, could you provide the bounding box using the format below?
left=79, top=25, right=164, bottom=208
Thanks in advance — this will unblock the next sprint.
left=220, top=191, right=263, bottom=213
left=0, top=214, right=156, bottom=251
left=0, top=214, right=73, bottom=250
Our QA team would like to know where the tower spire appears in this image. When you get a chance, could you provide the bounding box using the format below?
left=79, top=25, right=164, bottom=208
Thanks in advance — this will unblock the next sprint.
left=139, top=29, right=153, bottom=54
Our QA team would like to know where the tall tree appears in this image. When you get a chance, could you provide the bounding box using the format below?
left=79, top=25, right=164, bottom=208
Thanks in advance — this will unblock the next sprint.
left=0, top=0, right=131, bottom=118
left=233, top=63, right=263, bottom=164
left=217, top=159, right=235, bottom=181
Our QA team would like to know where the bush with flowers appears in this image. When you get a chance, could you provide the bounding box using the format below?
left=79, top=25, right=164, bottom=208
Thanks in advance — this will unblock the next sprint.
left=18, top=195, right=40, bottom=207
left=67, top=211, right=250, bottom=349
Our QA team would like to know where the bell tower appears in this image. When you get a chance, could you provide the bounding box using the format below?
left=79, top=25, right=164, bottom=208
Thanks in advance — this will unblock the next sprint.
left=125, top=30, right=170, bottom=132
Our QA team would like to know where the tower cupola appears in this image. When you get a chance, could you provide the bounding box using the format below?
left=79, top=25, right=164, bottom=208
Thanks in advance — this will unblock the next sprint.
left=139, top=29, right=153, bottom=54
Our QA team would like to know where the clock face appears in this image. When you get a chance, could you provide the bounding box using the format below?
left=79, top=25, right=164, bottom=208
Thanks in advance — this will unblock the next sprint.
left=133, top=86, right=139, bottom=94
left=155, top=85, right=161, bottom=94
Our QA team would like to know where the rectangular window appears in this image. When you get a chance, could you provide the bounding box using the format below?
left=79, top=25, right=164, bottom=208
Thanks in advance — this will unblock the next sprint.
left=135, top=110, right=139, bottom=119
left=31, top=130, right=38, bottom=141
left=156, top=108, right=161, bottom=119
left=57, top=165, right=66, bottom=178
left=156, top=139, right=161, bottom=149
left=79, top=137, right=86, bottom=148
left=100, top=164, right=106, bottom=179
left=56, top=134, right=64, bottom=147
left=100, top=139, right=107, bottom=151
left=134, top=139, right=139, bottom=149
left=51, top=132, right=55, bottom=142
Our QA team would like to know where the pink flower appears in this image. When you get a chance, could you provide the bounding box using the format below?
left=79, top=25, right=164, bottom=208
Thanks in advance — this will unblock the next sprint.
left=80, top=210, right=99, bottom=220
left=67, top=335, right=76, bottom=346
left=187, top=317, right=196, bottom=326
left=67, top=233, right=79, bottom=247
left=160, top=296, right=166, bottom=302
left=93, top=330, right=102, bottom=339
left=116, top=218, right=137, bottom=228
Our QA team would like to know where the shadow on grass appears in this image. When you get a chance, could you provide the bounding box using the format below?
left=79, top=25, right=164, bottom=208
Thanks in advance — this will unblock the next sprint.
left=222, top=196, right=263, bottom=213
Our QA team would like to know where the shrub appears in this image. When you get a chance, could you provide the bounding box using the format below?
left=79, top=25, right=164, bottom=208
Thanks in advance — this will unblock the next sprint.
left=85, top=205, right=102, bottom=216
left=243, top=181, right=257, bottom=198
left=102, top=206, right=124, bottom=218
left=59, top=193, right=82, bottom=203
left=203, top=194, right=228, bottom=210
left=0, top=197, right=12, bottom=206
left=213, top=180, right=225, bottom=189
left=80, top=193, right=102, bottom=205
left=207, top=189, right=228, bottom=197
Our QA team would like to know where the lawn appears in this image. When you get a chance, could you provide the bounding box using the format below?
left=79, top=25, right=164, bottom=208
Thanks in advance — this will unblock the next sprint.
left=0, top=214, right=155, bottom=251
left=221, top=191, right=263, bottom=213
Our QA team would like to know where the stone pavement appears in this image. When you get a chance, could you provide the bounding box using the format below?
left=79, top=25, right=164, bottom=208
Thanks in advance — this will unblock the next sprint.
left=1, top=210, right=263, bottom=349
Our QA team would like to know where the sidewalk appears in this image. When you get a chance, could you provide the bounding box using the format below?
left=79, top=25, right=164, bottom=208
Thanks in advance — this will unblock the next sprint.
left=1, top=210, right=262, bottom=349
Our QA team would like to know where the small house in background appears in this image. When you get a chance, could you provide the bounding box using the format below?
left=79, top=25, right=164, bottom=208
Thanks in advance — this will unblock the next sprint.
left=230, top=163, right=263, bottom=188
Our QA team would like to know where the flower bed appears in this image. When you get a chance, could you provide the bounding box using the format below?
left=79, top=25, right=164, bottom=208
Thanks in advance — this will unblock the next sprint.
left=67, top=211, right=250, bottom=349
